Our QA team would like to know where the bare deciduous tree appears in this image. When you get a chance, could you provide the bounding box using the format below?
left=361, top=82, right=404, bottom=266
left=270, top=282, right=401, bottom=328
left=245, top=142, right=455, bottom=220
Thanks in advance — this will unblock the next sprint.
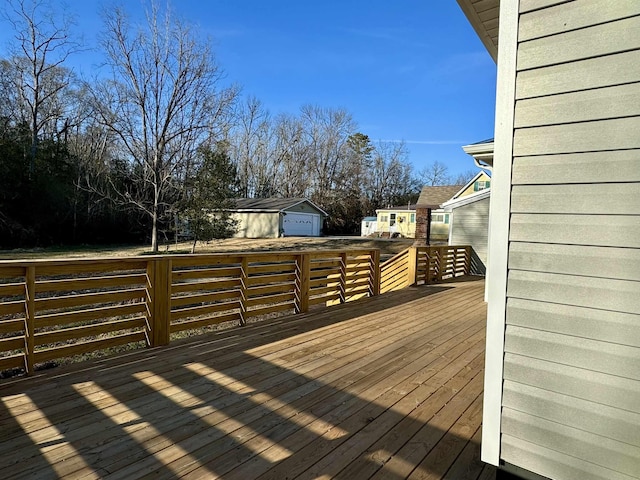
left=92, top=2, right=238, bottom=251
left=452, top=168, right=479, bottom=185
left=417, top=160, right=452, bottom=186
left=300, top=104, right=355, bottom=206
left=2, top=0, right=80, bottom=173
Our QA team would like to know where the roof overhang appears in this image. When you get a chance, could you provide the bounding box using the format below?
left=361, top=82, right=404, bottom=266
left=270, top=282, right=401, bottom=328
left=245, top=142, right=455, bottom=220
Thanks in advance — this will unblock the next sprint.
left=462, top=140, right=495, bottom=169
left=456, top=0, right=500, bottom=63
left=442, top=187, right=491, bottom=211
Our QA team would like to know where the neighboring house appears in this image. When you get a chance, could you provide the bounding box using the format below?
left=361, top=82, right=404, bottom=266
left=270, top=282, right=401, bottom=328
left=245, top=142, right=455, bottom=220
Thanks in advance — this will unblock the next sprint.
left=452, top=170, right=491, bottom=197
left=230, top=198, right=326, bottom=238
left=413, top=173, right=492, bottom=244
left=360, top=216, right=378, bottom=237
left=375, top=205, right=417, bottom=238
left=370, top=173, right=490, bottom=241
left=458, top=2, right=640, bottom=480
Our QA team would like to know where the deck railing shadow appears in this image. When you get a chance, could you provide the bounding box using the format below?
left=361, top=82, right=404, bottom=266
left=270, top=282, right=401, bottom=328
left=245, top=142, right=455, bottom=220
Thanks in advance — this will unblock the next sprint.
left=0, top=281, right=491, bottom=479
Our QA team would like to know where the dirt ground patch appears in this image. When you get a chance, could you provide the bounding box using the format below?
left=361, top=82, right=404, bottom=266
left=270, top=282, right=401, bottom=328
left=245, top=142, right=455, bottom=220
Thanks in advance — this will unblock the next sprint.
left=0, top=237, right=416, bottom=261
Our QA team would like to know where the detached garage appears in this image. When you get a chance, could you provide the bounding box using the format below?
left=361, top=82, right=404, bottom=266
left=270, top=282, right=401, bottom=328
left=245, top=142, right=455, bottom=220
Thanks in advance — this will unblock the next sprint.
left=231, top=198, right=327, bottom=238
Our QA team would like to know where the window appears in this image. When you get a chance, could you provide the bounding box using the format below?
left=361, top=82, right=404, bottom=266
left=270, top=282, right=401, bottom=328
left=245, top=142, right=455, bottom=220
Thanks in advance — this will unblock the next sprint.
left=380, top=215, right=388, bottom=222
left=390, top=213, right=396, bottom=227
left=410, top=213, right=415, bottom=223
left=431, top=213, right=450, bottom=224
left=474, top=180, right=490, bottom=191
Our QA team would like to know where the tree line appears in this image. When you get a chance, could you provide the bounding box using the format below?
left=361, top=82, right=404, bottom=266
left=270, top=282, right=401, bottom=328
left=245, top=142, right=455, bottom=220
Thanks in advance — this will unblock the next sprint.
left=0, top=0, right=475, bottom=251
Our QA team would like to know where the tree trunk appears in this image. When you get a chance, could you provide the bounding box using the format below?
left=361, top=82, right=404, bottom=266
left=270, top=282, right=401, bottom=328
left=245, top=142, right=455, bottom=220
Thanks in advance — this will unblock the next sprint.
left=151, top=207, right=158, bottom=252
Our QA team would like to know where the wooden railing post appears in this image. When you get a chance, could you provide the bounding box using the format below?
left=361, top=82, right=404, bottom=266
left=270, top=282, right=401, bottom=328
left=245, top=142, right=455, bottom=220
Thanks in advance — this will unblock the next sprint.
left=147, top=257, right=171, bottom=347
left=295, top=253, right=310, bottom=314
left=437, top=247, right=444, bottom=282
left=239, top=256, right=249, bottom=325
left=407, top=247, right=417, bottom=287
left=25, top=266, right=35, bottom=375
left=370, top=250, right=380, bottom=296
left=465, top=245, right=472, bottom=275
left=426, top=247, right=433, bottom=284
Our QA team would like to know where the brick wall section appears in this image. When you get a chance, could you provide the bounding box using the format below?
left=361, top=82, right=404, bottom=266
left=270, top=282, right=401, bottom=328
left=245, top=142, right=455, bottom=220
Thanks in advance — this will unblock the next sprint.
left=415, top=207, right=429, bottom=244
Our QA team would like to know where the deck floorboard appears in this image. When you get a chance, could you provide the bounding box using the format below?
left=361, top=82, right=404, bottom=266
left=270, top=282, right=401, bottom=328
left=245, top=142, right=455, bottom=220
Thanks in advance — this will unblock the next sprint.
left=0, top=277, right=495, bottom=479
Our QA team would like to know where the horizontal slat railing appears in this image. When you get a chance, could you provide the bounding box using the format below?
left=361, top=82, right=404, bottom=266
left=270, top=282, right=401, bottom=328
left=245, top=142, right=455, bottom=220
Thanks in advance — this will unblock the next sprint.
left=380, top=248, right=413, bottom=294
left=0, top=246, right=471, bottom=376
left=381, top=245, right=473, bottom=293
left=0, top=249, right=380, bottom=375
left=417, top=245, right=472, bottom=285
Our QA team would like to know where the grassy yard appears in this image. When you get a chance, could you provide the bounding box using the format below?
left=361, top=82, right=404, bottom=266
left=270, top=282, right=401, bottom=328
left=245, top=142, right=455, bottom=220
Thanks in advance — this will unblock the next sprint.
left=0, top=236, right=416, bottom=261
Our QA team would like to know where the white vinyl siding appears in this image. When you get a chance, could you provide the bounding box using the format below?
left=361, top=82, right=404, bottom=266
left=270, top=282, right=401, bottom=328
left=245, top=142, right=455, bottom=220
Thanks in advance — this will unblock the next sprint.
left=497, top=3, right=640, bottom=479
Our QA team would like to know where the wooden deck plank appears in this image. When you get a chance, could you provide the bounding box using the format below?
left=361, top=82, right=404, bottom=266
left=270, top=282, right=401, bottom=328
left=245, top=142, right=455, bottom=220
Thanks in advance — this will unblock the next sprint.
left=330, top=348, right=486, bottom=479
left=6, top=288, right=480, bottom=476
left=441, top=426, right=486, bottom=480
left=0, top=278, right=491, bottom=480
left=261, top=342, right=486, bottom=480
left=185, top=318, right=486, bottom=479
left=2, top=288, right=459, bottom=421
left=99, top=297, right=484, bottom=479
left=3, top=302, right=459, bottom=476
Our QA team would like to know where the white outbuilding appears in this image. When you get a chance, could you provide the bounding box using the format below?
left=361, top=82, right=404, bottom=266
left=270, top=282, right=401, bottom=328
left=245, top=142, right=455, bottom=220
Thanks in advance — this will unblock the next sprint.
left=231, top=198, right=327, bottom=238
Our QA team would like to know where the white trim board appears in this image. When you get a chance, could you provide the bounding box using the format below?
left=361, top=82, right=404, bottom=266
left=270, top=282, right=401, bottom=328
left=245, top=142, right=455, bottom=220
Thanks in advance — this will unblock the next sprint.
left=481, top=0, right=520, bottom=467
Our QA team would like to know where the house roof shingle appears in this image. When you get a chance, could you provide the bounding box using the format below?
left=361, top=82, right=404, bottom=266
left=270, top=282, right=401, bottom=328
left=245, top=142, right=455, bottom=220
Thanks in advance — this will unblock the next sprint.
left=378, top=204, right=417, bottom=211
left=416, top=185, right=464, bottom=209
left=232, top=198, right=327, bottom=216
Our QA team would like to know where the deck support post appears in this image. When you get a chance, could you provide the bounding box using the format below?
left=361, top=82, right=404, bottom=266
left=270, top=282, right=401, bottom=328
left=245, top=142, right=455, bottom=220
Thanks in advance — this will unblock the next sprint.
left=407, top=247, right=418, bottom=287
left=295, top=253, right=310, bottom=313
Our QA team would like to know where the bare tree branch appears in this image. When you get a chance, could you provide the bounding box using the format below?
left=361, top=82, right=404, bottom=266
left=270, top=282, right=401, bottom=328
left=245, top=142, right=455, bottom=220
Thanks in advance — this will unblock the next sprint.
left=90, top=1, right=238, bottom=251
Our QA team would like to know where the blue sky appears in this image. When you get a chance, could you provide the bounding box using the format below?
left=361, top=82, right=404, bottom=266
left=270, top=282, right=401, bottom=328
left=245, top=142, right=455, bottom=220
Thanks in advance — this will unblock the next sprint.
left=2, top=0, right=497, bottom=176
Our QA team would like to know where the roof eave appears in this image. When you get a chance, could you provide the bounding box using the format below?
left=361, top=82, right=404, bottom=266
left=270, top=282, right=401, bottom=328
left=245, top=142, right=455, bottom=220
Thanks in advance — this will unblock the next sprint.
left=442, top=188, right=491, bottom=211
left=456, top=0, right=499, bottom=63
left=462, top=142, right=495, bottom=168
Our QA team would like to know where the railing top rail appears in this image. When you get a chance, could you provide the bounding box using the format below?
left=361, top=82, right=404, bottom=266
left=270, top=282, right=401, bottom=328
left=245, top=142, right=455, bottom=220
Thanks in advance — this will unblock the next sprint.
left=0, top=248, right=382, bottom=269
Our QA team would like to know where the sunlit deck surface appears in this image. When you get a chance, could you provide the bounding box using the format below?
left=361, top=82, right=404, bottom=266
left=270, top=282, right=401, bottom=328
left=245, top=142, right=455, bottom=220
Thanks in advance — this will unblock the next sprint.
left=0, top=277, right=494, bottom=480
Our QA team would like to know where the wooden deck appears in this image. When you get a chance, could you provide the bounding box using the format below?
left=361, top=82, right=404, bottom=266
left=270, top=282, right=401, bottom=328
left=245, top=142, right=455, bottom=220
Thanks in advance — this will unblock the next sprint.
left=0, top=277, right=494, bottom=479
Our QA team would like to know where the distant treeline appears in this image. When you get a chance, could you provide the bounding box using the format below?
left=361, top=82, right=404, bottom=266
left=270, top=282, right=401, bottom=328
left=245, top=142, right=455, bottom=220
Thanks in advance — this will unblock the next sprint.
left=0, top=0, right=473, bottom=250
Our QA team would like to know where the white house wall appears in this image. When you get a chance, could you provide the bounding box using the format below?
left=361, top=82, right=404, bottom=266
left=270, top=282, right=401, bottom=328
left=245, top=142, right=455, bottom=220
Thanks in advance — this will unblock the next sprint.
left=486, top=1, right=640, bottom=479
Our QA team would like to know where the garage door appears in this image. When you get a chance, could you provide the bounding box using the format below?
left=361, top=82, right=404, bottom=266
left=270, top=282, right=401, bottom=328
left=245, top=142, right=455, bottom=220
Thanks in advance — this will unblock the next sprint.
left=283, top=212, right=321, bottom=236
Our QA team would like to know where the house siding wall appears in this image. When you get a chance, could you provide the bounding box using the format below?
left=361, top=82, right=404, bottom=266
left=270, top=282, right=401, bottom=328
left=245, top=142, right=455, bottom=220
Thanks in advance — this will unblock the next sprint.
left=499, top=3, right=640, bottom=480
left=449, top=196, right=489, bottom=274
left=232, top=212, right=280, bottom=238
